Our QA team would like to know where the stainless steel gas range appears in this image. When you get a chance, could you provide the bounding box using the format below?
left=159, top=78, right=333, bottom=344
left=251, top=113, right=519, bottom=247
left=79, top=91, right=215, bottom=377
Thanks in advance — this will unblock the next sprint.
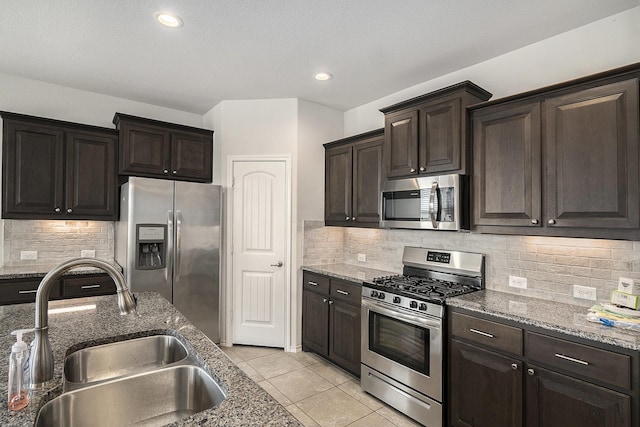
left=361, top=247, right=484, bottom=427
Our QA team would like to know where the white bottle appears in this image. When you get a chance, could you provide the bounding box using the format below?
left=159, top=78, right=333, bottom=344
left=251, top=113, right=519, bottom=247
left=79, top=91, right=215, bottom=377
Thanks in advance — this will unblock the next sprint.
left=8, top=329, right=31, bottom=411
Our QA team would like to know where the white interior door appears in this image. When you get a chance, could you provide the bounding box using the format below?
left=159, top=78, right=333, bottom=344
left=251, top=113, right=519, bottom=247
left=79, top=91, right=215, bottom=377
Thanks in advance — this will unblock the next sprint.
left=231, top=160, right=287, bottom=347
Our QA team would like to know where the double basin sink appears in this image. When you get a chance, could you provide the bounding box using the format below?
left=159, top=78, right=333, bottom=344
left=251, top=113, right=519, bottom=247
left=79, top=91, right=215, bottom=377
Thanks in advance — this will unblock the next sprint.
left=35, top=334, right=227, bottom=426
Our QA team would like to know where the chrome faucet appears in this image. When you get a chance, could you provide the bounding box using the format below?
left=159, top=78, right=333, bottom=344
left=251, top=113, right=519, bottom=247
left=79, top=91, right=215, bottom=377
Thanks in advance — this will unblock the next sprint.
left=30, top=258, right=137, bottom=388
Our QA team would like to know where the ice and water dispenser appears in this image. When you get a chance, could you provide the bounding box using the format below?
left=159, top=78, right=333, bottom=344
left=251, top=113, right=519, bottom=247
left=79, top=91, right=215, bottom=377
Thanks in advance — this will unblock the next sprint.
left=136, top=224, right=166, bottom=269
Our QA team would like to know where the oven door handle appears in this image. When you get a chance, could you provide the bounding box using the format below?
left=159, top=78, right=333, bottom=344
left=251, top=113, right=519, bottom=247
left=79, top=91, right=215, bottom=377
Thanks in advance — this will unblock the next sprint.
left=362, top=298, right=441, bottom=330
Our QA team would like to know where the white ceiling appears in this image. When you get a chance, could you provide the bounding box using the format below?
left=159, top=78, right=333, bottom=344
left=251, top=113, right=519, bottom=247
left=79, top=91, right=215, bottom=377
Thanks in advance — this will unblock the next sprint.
left=0, top=0, right=636, bottom=114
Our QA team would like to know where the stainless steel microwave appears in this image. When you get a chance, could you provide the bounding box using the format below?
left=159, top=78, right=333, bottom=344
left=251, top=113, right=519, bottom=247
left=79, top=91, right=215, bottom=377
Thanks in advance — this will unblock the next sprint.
left=380, top=174, right=468, bottom=230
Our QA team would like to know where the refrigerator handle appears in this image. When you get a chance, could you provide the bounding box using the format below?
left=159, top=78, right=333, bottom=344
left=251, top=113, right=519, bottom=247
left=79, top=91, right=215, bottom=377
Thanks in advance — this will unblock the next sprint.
left=167, top=210, right=174, bottom=282
left=175, top=210, right=182, bottom=282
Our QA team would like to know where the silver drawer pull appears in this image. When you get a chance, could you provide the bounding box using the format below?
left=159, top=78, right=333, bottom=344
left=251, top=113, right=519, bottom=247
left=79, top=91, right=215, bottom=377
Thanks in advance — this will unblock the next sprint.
left=18, top=289, right=38, bottom=294
left=469, top=328, right=494, bottom=338
left=336, top=289, right=349, bottom=296
left=81, top=285, right=101, bottom=289
left=308, top=281, right=318, bottom=286
left=554, top=353, right=589, bottom=366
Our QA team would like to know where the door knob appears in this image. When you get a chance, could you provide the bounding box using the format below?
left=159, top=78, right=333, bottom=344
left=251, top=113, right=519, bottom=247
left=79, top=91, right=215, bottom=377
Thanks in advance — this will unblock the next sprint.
left=270, top=261, right=283, bottom=267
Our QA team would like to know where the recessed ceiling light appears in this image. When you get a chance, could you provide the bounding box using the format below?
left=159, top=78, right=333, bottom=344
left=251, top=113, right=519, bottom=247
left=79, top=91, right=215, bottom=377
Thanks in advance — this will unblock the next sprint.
left=154, top=12, right=183, bottom=28
left=314, top=72, right=333, bottom=81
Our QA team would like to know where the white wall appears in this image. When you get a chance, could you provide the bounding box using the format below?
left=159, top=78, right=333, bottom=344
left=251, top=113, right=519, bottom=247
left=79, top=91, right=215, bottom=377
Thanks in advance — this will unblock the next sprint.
left=344, top=7, right=640, bottom=135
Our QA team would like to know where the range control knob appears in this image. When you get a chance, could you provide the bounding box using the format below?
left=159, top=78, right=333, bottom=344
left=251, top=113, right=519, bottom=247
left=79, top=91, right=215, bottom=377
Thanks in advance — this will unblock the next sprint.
left=393, top=296, right=401, bottom=304
left=419, top=303, right=428, bottom=311
left=370, top=290, right=378, bottom=298
left=377, top=292, right=385, bottom=300
left=409, top=301, right=418, bottom=309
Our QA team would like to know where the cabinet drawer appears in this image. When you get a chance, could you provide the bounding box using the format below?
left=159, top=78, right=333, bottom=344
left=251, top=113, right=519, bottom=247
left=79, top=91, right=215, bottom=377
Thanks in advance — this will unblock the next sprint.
left=0, top=278, right=61, bottom=305
left=303, top=272, right=330, bottom=294
left=451, top=312, right=523, bottom=355
left=526, top=331, right=630, bottom=389
left=63, top=275, right=116, bottom=298
left=330, top=279, right=361, bottom=306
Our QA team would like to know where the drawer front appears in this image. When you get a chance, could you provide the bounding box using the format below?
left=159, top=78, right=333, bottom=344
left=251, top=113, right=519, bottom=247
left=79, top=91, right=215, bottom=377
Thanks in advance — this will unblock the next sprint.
left=63, top=275, right=116, bottom=298
left=451, top=311, right=523, bottom=355
left=526, top=331, right=631, bottom=389
left=329, top=279, right=361, bottom=306
left=303, top=272, right=330, bottom=294
left=0, top=278, right=61, bottom=305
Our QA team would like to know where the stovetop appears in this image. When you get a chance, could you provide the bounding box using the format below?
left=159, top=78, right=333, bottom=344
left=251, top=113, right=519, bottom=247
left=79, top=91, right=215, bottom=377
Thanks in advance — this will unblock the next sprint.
left=367, top=274, right=477, bottom=304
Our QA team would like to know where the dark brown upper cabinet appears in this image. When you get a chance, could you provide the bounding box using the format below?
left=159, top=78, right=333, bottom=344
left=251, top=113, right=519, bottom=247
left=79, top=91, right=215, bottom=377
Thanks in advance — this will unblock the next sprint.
left=113, top=113, right=213, bottom=183
left=471, top=64, right=640, bottom=239
left=380, top=82, right=491, bottom=179
left=1, top=112, right=117, bottom=220
left=324, top=129, right=384, bottom=227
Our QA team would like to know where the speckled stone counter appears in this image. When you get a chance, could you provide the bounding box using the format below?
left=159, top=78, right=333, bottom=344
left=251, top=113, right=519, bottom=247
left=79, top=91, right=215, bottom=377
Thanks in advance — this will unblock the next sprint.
left=302, top=263, right=397, bottom=284
left=0, top=292, right=301, bottom=426
left=0, top=260, right=121, bottom=280
left=448, top=290, right=640, bottom=351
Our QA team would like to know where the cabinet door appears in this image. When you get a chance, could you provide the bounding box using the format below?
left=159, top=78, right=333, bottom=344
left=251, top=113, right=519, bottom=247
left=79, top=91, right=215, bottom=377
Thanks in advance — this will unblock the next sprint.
left=450, top=339, right=523, bottom=427
left=65, top=131, right=117, bottom=219
left=170, top=132, right=213, bottom=182
left=329, top=300, right=361, bottom=375
left=302, top=289, right=329, bottom=357
left=352, top=136, right=383, bottom=226
left=419, top=97, right=461, bottom=174
left=119, top=121, right=171, bottom=177
left=2, top=120, right=65, bottom=218
left=526, top=365, right=630, bottom=427
left=545, top=78, right=639, bottom=229
left=0, top=278, right=61, bottom=305
left=384, top=110, right=419, bottom=178
left=325, top=145, right=352, bottom=225
left=473, top=101, right=542, bottom=227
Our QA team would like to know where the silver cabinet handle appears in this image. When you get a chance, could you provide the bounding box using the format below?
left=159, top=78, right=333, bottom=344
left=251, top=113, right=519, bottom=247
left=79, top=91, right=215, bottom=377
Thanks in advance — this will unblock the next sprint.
left=419, top=167, right=426, bottom=172
left=531, top=219, right=539, bottom=224
left=528, top=368, right=535, bottom=376
left=172, top=170, right=177, bottom=174
left=345, top=216, right=350, bottom=221
left=410, top=168, right=416, bottom=173
left=163, top=169, right=169, bottom=174
left=322, top=298, right=328, bottom=303
left=54, top=207, right=61, bottom=213
left=548, top=219, right=556, bottom=225
left=80, top=285, right=101, bottom=289
left=328, top=300, right=334, bottom=305
left=67, top=208, right=73, bottom=213
left=511, top=363, right=518, bottom=370
left=469, top=328, right=494, bottom=338
left=18, top=289, right=38, bottom=294
left=554, top=353, right=589, bottom=366
left=308, top=281, right=318, bottom=286
left=270, top=261, right=283, bottom=267
left=336, top=289, right=349, bottom=296
left=351, top=217, right=356, bottom=221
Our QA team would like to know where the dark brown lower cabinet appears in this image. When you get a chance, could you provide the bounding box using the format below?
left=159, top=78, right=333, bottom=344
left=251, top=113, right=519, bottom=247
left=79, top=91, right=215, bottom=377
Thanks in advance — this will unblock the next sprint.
left=526, top=365, right=630, bottom=427
left=449, top=339, right=522, bottom=427
left=0, top=273, right=116, bottom=305
left=302, top=272, right=361, bottom=376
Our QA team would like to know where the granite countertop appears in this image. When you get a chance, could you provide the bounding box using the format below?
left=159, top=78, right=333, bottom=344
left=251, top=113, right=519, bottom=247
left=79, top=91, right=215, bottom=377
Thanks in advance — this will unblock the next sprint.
left=448, top=289, right=640, bottom=351
left=0, top=292, right=301, bottom=426
left=302, top=263, right=398, bottom=284
left=0, top=260, right=122, bottom=280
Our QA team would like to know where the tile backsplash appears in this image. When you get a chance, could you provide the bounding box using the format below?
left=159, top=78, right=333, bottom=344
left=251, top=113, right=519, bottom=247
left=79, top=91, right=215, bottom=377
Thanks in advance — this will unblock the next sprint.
left=303, top=221, right=640, bottom=306
left=2, top=220, right=114, bottom=268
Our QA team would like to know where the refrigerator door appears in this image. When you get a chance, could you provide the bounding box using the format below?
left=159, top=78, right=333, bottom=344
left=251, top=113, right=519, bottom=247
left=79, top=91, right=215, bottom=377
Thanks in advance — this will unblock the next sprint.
left=173, top=181, right=221, bottom=342
left=118, top=177, right=174, bottom=302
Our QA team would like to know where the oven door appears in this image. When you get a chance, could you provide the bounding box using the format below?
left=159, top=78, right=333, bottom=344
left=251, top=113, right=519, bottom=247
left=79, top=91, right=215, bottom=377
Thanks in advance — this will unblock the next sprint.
left=361, top=297, right=443, bottom=401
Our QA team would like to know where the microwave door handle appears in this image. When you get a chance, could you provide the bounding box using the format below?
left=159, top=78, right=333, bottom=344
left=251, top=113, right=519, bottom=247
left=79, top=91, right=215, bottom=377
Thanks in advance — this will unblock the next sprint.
left=429, top=181, right=438, bottom=228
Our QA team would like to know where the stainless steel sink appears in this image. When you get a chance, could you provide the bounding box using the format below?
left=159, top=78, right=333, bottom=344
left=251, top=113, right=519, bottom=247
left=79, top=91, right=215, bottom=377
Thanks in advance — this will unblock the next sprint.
left=35, top=365, right=227, bottom=427
left=64, top=335, right=188, bottom=385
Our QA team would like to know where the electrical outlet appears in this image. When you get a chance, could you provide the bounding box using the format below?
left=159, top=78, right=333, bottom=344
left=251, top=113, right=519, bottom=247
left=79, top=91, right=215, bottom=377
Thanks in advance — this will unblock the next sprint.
left=20, top=251, right=37, bottom=260
left=357, top=253, right=366, bottom=262
left=81, top=249, right=96, bottom=258
left=573, top=285, right=597, bottom=301
left=508, top=275, right=527, bottom=289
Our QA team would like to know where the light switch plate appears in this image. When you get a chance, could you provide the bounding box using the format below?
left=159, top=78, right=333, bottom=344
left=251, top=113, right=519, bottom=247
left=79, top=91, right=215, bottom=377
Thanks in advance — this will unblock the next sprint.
left=573, top=285, right=597, bottom=301
left=509, top=275, right=527, bottom=289
left=81, top=249, right=96, bottom=258
left=357, top=253, right=366, bottom=262
left=20, top=250, right=37, bottom=260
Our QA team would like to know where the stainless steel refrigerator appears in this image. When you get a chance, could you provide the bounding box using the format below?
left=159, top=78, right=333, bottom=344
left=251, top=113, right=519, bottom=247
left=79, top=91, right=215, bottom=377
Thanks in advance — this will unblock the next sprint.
left=115, top=177, right=221, bottom=342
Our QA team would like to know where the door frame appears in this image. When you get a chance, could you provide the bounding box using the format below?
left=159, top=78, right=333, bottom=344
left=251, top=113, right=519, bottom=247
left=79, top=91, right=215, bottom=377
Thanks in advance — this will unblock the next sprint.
left=224, top=155, right=292, bottom=351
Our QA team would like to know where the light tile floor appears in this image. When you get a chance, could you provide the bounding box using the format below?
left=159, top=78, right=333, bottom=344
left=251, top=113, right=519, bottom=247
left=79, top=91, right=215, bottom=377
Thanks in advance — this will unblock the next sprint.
left=220, top=345, right=422, bottom=427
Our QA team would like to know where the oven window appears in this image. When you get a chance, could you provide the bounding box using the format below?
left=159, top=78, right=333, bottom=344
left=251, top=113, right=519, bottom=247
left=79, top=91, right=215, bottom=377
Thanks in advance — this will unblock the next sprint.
left=369, top=311, right=429, bottom=375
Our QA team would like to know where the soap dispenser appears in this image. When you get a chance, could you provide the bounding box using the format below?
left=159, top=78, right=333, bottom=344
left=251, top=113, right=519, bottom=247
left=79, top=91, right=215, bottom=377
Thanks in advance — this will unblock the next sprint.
left=8, top=329, right=33, bottom=411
